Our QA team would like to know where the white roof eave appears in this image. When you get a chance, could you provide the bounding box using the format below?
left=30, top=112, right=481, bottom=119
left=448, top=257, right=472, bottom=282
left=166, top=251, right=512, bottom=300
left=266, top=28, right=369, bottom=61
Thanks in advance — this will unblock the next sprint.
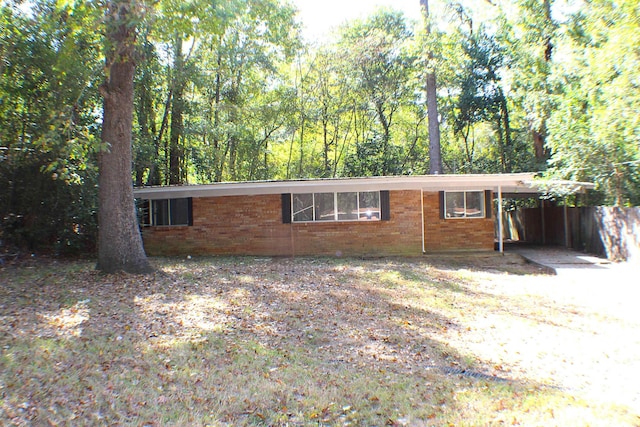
left=133, top=173, right=590, bottom=200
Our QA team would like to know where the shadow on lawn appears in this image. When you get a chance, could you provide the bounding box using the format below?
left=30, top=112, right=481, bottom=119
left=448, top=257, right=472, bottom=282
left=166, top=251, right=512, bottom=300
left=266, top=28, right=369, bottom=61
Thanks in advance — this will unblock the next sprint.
left=0, top=257, right=580, bottom=426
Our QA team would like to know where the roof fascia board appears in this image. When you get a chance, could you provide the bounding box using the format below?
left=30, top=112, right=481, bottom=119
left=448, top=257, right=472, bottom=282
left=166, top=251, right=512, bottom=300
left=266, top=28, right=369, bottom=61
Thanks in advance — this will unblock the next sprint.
left=133, top=173, right=550, bottom=200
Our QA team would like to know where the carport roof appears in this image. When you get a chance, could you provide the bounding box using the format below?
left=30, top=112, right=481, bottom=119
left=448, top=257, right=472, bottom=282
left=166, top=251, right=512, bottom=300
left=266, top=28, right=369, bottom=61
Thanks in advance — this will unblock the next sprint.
left=133, top=172, right=594, bottom=200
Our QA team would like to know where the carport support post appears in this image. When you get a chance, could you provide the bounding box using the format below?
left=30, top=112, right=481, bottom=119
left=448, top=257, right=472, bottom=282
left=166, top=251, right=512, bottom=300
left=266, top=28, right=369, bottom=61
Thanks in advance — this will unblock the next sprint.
left=498, top=185, right=503, bottom=254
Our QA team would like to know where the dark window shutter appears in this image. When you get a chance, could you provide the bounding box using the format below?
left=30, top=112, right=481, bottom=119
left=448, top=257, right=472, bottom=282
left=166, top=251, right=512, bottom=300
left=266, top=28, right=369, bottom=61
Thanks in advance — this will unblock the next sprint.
left=282, top=193, right=292, bottom=223
left=380, top=191, right=390, bottom=221
left=439, top=191, right=445, bottom=219
left=187, top=197, right=194, bottom=226
left=484, top=190, right=492, bottom=219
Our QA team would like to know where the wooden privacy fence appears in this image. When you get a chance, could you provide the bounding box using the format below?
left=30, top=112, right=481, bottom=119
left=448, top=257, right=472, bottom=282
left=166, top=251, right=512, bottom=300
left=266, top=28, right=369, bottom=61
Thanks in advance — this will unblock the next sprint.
left=500, top=206, right=640, bottom=262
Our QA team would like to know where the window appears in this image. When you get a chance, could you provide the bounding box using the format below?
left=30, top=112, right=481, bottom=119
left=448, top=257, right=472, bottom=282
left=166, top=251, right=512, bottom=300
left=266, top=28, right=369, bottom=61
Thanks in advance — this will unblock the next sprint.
left=139, top=198, right=192, bottom=226
left=337, top=192, right=358, bottom=220
left=359, top=191, right=381, bottom=220
left=289, top=191, right=384, bottom=222
left=444, top=191, right=486, bottom=218
left=292, top=193, right=313, bottom=222
left=315, top=193, right=335, bottom=221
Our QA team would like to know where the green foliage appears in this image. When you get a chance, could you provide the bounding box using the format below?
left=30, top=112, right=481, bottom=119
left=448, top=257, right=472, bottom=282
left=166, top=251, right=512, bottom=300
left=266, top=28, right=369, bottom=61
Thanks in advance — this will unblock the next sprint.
left=337, top=9, right=419, bottom=175
left=545, top=0, right=640, bottom=205
left=343, top=134, right=406, bottom=177
left=0, top=1, right=102, bottom=253
left=2, top=0, right=640, bottom=256
left=507, top=0, right=557, bottom=140
left=439, top=22, right=510, bottom=173
left=132, top=0, right=302, bottom=184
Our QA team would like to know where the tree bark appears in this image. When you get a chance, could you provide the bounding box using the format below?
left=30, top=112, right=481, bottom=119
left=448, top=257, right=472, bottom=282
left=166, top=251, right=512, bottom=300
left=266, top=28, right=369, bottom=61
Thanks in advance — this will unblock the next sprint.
left=97, top=0, right=152, bottom=274
left=374, top=101, right=391, bottom=175
left=169, top=34, right=185, bottom=185
left=534, top=0, right=554, bottom=161
left=500, top=92, right=512, bottom=172
left=421, top=0, right=442, bottom=174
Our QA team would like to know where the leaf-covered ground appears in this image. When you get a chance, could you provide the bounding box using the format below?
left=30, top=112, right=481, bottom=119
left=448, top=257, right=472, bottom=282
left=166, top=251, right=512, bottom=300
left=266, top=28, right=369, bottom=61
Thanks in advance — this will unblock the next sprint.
left=1, top=255, right=638, bottom=426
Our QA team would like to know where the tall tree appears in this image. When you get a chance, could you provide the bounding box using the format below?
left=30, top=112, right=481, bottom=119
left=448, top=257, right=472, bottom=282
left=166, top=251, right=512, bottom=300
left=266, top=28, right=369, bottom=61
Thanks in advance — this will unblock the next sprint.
left=191, top=0, right=300, bottom=181
left=420, top=0, right=442, bottom=174
left=508, top=0, right=557, bottom=164
left=339, top=9, right=416, bottom=176
left=97, top=0, right=152, bottom=273
left=449, top=21, right=508, bottom=172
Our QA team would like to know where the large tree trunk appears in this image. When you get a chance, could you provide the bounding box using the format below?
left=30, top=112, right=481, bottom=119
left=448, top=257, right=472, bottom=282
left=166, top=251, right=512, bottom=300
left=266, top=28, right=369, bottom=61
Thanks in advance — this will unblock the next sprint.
left=213, top=48, right=224, bottom=182
left=500, top=92, right=512, bottom=172
left=421, top=0, right=442, bottom=174
left=374, top=101, right=391, bottom=175
left=533, top=129, right=546, bottom=160
left=169, top=34, right=185, bottom=185
left=97, top=0, right=152, bottom=274
left=426, top=73, right=441, bottom=174
left=533, top=0, right=554, bottom=162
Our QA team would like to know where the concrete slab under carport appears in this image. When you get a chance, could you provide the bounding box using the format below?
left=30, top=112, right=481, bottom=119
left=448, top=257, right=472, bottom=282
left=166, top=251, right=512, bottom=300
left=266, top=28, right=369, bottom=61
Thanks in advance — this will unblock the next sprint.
left=509, top=245, right=617, bottom=276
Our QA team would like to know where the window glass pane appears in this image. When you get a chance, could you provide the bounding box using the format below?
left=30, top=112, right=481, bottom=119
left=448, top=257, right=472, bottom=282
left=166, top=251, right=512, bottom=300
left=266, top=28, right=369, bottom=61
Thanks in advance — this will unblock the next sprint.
left=293, top=193, right=313, bottom=222
left=171, top=198, right=190, bottom=225
left=314, top=193, right=335, bottom=221
left=152, top=199, right=169, bottom=225
left=465, top=192, right=484, bottom=217
left=359, top=191, right=380, bottom=220
left=445, top=192, right=465, bottom=218
left=337, top=192, right=358, bottom=220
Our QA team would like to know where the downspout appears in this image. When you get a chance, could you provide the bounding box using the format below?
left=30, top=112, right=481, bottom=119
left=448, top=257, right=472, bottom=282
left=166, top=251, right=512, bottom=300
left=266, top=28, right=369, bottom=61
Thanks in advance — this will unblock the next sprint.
left=498, top=186, right=504, bottom=254
left=421, top=189, right=426, bottom=253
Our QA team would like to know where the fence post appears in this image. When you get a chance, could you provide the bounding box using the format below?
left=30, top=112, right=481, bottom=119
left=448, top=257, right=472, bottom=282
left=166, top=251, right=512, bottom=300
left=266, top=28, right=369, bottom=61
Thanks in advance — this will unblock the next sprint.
left=541, top=199, right=546, bottom=245
left=564, top=201, right=569, bottom=248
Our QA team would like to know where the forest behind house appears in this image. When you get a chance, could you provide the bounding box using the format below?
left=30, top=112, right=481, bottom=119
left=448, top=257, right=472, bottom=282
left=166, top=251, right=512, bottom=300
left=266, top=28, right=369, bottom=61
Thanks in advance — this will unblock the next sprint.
left=0, top=0, right=638, bottom=254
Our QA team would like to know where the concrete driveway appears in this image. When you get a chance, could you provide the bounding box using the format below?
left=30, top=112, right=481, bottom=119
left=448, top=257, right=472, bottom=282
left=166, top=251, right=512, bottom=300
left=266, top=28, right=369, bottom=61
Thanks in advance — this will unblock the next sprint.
left=485, top=246, right=640, bottom=413
left=510, top=245, right=638, bottom=277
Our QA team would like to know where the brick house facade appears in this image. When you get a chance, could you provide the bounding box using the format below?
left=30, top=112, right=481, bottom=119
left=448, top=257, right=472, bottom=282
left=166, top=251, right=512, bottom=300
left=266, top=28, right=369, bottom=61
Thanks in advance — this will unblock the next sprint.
left=133, top=174, right=592, bottom=257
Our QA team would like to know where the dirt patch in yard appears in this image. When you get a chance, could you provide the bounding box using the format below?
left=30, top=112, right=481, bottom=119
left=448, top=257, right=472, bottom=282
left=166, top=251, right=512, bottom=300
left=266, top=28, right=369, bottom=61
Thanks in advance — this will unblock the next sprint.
left=0, top=255, right=638, bottom=426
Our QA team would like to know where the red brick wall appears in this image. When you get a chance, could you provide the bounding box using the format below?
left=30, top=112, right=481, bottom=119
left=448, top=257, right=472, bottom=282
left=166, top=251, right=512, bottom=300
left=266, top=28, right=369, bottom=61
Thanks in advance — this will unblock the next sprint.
left=142, top=195, right=292, bottom=256
left=422, top=192, right=495, bottom=252
left=141, top=190, right=496, bottom=256
left=290, top=190, right=423, bottom=256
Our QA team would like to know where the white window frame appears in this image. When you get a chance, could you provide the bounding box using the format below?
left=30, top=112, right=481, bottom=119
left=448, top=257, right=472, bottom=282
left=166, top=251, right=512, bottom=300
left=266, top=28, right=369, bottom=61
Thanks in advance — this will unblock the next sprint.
left=444, top=191, right=486, bottom=219
left=291, top=191, right=381, bottom=223
left=141, top=198, right=191, bottom=226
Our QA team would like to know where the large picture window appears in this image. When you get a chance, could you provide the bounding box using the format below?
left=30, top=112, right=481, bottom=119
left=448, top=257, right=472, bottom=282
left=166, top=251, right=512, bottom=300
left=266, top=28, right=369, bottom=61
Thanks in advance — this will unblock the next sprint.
left=444, top=191, right=486, bottom=218
left=291, top=191, right=383, bottom=222
left=139, top=198, right=192, bottom=226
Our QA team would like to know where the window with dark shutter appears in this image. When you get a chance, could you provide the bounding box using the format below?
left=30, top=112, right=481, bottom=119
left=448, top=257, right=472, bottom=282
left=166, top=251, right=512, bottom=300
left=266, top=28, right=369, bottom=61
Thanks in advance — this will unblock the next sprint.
left=289, top=191, right=384, bottom=222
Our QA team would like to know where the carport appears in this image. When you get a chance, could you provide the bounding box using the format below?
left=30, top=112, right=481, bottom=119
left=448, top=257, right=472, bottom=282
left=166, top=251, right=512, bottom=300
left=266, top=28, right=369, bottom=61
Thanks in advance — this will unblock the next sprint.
left=493, top=177, right=595, bottom=254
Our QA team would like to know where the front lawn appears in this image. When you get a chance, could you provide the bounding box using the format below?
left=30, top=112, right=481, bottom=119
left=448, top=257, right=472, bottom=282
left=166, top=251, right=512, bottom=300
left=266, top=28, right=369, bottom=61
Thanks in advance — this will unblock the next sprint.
left=1, top=255, right=637, bottom=426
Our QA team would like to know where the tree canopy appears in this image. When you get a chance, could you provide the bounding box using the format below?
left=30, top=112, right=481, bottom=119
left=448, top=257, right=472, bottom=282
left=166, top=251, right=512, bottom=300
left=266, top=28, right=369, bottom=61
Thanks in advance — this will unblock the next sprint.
left=0, top=0, right=638, bottom=254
